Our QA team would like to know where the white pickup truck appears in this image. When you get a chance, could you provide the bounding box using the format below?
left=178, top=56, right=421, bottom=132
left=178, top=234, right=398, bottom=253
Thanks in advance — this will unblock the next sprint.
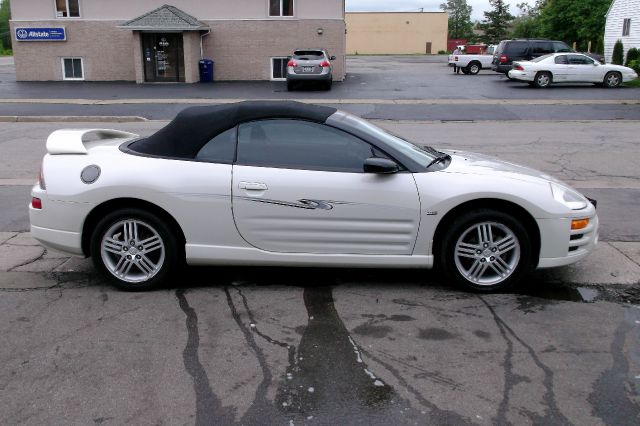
left=448, top=46, right=496, bottom=75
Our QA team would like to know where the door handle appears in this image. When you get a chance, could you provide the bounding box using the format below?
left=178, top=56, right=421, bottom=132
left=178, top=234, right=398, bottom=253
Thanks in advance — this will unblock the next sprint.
left=239, top=182, right=268, bottom=191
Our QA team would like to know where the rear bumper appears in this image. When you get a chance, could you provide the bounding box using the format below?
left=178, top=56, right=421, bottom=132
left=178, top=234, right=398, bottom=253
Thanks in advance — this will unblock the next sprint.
left=492, top=64, right=511, bottom=73
left=30, top=224, right=83, bottom=256
left=508, top=70, right=534, bottom=82
left=286, top=72, right=332, bottom=82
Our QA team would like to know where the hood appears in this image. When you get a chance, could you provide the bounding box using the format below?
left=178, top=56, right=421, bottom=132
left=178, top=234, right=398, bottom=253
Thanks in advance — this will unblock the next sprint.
left=605, top=64, right=637, bottom=74
left=440, top=149, right=565, bottom=186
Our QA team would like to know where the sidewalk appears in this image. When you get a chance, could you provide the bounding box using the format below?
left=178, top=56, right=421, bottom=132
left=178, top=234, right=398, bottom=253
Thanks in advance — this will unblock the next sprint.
left=1, top=232, right=639, bottom=289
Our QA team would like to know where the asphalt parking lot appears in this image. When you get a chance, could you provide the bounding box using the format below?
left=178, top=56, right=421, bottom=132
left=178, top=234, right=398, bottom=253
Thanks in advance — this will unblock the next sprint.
left=1, top=55, right=640, bottom=425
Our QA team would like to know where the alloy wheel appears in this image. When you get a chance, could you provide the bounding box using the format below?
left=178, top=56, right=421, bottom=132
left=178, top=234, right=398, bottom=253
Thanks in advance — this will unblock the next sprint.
left=100, top=219, right=166, bottom=283
left=453, top=221, right=521, bottom=286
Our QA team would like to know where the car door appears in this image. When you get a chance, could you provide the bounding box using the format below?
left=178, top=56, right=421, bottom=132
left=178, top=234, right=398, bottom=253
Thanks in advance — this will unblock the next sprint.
left=566, top=54, right=601, bottom=82
left=551, top=54, right=569, bottom=82
left=231, top=119, right=421, bottom=255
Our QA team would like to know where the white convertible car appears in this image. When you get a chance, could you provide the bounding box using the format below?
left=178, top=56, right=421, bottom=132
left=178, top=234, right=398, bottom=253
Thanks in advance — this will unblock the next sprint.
left=508, top=52, right=638, bottom=88
left=30, top=101, right=598, bottom=292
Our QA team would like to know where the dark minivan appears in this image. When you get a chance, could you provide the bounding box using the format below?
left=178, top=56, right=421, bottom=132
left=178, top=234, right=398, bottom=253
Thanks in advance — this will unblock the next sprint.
left=492, top=39, right=572, bottom=75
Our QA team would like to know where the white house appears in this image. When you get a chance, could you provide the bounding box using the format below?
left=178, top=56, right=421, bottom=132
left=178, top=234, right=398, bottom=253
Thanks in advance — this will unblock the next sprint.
left=604, top=0, right=639, bottom=63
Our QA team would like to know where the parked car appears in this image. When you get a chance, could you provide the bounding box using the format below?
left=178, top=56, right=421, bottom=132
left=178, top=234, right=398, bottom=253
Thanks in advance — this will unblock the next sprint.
left=30, top=101, right=598, bottom=293
left=492, top=39, right=573, bottom=75
left=509, top=53, right=639, bottom=88
left=286, top=49, right=335, bottom=91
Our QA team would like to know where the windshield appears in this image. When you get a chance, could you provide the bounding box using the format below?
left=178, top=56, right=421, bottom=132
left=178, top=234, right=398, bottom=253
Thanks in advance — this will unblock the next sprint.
left=339, top=113, right=439, bottom=168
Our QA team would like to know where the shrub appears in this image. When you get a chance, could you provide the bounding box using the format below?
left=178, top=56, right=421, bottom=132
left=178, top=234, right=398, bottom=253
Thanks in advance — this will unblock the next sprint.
left=629, top=59, right=640, bottom=74
left=612, top=40, right=624, bottom=65
left=625, top=47, right=640, bottom=67
left=438, top=50, right=447, bottom=54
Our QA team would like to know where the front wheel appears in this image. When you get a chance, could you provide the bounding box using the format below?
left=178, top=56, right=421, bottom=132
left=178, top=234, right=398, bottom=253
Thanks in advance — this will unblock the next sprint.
left=439, top=209, right=533, bottom=292
left=461, top=66, right=471, bottom=75
left=603, top=71, right=622, bottom=88
left=91, top=208, right=179, bottom=291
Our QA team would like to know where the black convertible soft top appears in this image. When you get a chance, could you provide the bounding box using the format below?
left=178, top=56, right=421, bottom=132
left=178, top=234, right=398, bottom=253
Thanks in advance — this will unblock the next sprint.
left=129, top=101, right=337, bottom=158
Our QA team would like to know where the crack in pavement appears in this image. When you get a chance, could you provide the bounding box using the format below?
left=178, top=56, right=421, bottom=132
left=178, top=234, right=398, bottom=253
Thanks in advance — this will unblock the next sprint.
left=478, top=296, right=571, bottom=425
left=587, top=307, right=640, bottom=425
left=176, top=289, right=235, bottom=426
left=223, top=286, right=283, bottom=425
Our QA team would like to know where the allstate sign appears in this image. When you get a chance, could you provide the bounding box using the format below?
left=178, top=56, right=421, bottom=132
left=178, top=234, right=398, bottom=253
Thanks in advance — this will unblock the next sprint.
left=15, top=27, right=66, bottom=42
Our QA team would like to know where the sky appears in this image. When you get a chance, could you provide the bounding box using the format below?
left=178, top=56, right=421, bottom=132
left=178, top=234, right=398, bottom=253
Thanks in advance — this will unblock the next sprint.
left=346, top=0, right=525, bottom=22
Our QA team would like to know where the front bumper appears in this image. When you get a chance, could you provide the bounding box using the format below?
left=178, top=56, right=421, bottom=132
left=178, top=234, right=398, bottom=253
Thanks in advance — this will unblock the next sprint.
left=537, top=211, right=599, bottom=268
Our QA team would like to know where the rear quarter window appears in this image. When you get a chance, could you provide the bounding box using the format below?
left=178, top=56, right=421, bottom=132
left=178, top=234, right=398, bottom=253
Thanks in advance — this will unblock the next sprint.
left=504, top=41, right=529, bottom=55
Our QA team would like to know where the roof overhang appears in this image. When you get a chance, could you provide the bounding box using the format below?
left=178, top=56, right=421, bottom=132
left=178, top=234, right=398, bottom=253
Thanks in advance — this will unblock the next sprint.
left=118, top=4, right=209, bottom=32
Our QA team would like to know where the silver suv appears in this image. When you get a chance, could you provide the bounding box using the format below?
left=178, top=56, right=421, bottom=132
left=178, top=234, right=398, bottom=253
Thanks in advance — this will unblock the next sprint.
left=286, top=49, right=335, bottom=91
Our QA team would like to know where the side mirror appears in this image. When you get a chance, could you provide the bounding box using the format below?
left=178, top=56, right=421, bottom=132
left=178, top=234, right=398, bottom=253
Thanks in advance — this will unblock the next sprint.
left=364, top=158, right=400, bottom=174
left=330, top=55, right=336, bottom=61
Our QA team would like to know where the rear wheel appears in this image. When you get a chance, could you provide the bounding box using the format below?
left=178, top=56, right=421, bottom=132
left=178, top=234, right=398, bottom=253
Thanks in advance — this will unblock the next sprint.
left=287, top=80, right=294, bottom=91
left=91, top=208, right=179, bottom=291
left=324, top=80, right=333, bottom=91
left=439, top=209, right=532, bottom=292
left=603, top=71, right=622, bottom=88
left=533, top=71, right=552, bottom=88
left=468, top=62, right=481, bottom=75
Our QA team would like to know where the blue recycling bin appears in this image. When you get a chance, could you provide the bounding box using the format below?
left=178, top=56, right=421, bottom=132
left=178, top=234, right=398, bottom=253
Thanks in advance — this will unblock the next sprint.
left=199, top=59, right=214, bottom=83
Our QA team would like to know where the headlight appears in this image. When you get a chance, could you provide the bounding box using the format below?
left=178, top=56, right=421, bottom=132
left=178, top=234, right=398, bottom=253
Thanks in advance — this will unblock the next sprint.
left=550, top=182, right=588, bottom=210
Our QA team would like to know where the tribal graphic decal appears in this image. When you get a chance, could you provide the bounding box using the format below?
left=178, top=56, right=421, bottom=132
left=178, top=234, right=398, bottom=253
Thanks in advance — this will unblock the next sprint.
left=238, top=197, right=348, bottom=210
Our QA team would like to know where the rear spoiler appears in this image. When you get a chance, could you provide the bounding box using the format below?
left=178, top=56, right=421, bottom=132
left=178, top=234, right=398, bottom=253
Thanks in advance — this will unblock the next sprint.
left=46, top=129, right=139, bottom=155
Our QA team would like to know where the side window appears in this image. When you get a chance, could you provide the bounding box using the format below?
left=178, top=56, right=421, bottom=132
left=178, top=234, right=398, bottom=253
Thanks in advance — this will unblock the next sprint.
left=505, top=41, right=529, bottom=56
left=56, top=0, right=80, bottom=18
left=237, top=120, right=386, bottom=173
left=554, top=55, right=568, bottom=65
left=567, top=55, right=593, bottom=65
left=196, top=127, right=237, bottom=164
left=532, top=42, right=553, bottom=55
left=553, top=42, right=572, bottom=53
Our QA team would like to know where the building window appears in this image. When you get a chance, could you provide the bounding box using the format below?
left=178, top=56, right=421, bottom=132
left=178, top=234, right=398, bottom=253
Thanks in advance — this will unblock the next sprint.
left=622, top=19, right=631, bottom=36
left=269, top=0, right=293, bottom=17
left=56, top=0, right=80, bottom=18
left=271, top=57, right=289, bottom=80
left=62, top=58, right=84, bottom=80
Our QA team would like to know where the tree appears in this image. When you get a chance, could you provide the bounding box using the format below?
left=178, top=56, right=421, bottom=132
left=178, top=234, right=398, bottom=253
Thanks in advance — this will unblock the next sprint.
left=440, top=0, right=474, bottom=39
left=0, top=0, right=11, bottom=52
left=479, top=0, right=514, bottom=43
left=612, top=40, right=624, bottom=65
left=536, top=0, right=609, bottom=51
left=510, top=2, right=542, bottom=39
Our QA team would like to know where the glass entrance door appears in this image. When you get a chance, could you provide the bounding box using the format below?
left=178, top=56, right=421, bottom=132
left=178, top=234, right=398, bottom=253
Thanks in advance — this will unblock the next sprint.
left=142, top=33, right=185, bottom=82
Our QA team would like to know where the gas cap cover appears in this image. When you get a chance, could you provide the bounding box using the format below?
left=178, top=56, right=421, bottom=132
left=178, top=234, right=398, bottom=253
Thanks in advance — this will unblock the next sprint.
left=80, top=165, right=101, bottom=184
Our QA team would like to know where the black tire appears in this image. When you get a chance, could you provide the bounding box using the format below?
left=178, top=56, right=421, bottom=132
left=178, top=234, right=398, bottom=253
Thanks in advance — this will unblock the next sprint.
left=325, top=80, right=333, bottom=91
left=461, top=67, right=471, bottom=75
left=533, top=71, right=552, bottom=88
left=287, top=80, right=294, bottom=91
left=468, top=61, right=481, bottom=75
left=603, top=71, right=622, bottom=88
left=438, top=209, right=533, bottom=293
left=90, top=208, right=179, bottom=291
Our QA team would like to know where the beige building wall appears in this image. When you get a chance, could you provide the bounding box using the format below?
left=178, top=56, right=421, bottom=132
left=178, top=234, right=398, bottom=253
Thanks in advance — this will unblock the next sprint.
left=11, top=0, right=345, bottom=21
left=346, top=12, right=448, bottom=55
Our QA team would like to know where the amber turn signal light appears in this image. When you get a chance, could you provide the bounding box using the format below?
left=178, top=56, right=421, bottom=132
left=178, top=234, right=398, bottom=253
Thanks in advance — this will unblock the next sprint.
left=571, top=218, right=589, bottom=230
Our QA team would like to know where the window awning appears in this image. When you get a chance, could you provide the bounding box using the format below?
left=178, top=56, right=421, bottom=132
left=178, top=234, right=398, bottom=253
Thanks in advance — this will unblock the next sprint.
left=118, top=4, right=209, bottom=31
